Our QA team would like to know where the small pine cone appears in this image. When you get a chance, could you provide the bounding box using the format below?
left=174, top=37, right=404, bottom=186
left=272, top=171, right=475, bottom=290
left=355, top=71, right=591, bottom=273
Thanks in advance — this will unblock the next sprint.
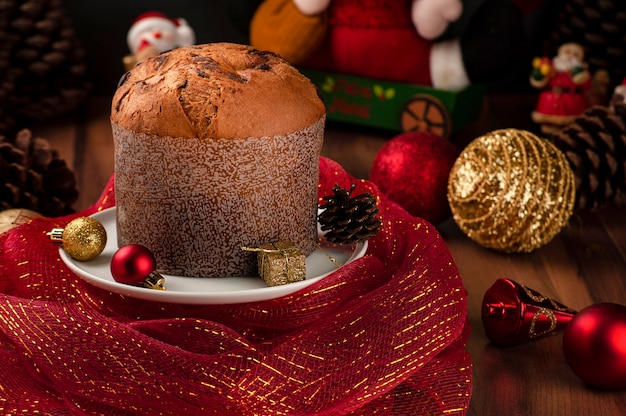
left=318, top=183, right=382, bottom=244
left=550, top=104, right=626, bottom=210
left=0, top=128, right=78, bottom=216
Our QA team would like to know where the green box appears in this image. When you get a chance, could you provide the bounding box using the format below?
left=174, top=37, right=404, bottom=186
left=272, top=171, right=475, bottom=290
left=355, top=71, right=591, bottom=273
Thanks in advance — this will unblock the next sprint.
left=300, top=69, right=485, bottom=137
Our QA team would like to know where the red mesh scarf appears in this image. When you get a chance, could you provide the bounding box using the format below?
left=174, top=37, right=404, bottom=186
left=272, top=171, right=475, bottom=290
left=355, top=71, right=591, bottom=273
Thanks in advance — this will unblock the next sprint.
left=0, top=157, right=471, bottom=415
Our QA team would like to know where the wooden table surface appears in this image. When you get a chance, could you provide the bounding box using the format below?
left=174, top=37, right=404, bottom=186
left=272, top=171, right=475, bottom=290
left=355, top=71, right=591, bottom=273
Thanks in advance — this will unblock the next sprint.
left=34, top=94, right=626, bottom=415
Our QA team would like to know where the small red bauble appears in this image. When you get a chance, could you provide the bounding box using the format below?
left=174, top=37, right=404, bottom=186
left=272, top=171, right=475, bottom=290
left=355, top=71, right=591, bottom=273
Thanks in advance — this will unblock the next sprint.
left=369, top=131, right=458, bottom=224
left=563, top=303, right=626, bottom=390
left=110, top=244, right=157, bottom=286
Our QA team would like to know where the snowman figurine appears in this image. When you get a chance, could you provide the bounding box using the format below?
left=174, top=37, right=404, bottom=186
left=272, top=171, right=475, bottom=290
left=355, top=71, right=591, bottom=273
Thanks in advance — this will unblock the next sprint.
left=124, top=11, right=196, bottom=70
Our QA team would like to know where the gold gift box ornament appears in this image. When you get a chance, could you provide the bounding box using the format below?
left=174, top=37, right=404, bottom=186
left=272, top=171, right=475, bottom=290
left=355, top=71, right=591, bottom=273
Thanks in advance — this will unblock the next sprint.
left=242, top=241, right=306, bottom=286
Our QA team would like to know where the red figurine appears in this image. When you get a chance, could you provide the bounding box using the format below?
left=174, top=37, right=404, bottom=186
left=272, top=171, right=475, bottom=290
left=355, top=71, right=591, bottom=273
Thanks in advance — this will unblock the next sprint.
left=530, top=42, right=592, bottom=134
left=252, top=0, right=524, bottom=91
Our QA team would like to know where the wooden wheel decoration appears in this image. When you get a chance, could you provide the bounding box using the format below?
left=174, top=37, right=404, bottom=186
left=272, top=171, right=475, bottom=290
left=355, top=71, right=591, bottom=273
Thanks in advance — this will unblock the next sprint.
left=400, top=94, right=452, bottom=138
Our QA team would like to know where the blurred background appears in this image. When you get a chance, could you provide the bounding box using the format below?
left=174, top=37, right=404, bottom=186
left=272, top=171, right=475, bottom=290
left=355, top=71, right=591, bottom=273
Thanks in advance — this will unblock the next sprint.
left=62, top=0, right=264, bottom=95
left=1, top=0, right=624, bottom=132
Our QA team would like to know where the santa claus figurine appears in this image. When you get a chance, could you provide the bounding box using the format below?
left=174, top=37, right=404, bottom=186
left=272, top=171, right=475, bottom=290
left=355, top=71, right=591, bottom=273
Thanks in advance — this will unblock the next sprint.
left=123, top=11, right=196, bottom=70
left=251, top=0, right=524, bottom=91
left=530, top=42, right=592, bottom=134
left=610, top=77, right=626, bottom=106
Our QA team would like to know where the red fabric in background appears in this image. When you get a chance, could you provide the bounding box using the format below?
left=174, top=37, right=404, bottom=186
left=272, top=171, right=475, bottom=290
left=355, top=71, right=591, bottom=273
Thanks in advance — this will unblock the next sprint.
left=0, top=157, right=471, bottom=415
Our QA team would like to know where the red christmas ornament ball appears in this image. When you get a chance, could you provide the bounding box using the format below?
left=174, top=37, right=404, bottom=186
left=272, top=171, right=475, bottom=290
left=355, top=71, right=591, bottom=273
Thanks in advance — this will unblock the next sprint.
left=111, top=244, right=157, bottom=285
left=562, top=303, right=626, bottom=390
left=369, top=131, right=458, bottom=224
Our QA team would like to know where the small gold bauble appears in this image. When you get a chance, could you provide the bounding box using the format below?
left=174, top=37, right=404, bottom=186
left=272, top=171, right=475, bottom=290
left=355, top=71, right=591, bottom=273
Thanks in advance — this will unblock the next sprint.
left=0, top=209, right=42, bottom=234
left=447, top=128, right=575, bottom=253
left=60, top=217, right=107, bottom=261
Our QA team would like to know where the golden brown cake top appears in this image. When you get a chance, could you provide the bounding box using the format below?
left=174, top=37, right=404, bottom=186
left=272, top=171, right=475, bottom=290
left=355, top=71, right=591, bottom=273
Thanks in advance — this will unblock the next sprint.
left=110, top=43, right=325, bottom=139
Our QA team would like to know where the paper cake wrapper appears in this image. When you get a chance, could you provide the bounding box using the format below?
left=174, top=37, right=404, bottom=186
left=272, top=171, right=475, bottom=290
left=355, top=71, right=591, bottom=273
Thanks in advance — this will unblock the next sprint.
left=112, top=116, right=325, bottom=277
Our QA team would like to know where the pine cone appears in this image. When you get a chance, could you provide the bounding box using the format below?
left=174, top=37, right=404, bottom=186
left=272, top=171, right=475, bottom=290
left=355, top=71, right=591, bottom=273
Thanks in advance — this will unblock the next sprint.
left=550, top=104, right=626, bottom=211
left=0, top=0, right=89, bottom=133
left=0, top=128, right=78, bottom=216
left=318, top=183, right=382, bottom=244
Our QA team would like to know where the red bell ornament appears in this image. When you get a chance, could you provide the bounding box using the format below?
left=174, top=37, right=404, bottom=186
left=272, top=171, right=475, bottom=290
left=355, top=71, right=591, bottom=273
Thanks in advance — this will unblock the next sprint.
left=563, top=303, right=626, bottom=390
left=481, top=278, right=577, bottom=346
left=111, top=244, right=166, bottom=290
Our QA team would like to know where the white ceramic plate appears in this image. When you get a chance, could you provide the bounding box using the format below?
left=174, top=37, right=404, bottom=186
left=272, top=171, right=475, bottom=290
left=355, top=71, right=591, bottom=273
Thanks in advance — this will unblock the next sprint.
left=60, top=207, right=367, bottom=305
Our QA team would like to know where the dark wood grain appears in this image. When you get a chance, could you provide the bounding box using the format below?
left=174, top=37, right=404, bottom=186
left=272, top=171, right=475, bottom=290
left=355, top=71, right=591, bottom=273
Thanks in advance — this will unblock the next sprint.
left=34, top=93, right=626, bottom=415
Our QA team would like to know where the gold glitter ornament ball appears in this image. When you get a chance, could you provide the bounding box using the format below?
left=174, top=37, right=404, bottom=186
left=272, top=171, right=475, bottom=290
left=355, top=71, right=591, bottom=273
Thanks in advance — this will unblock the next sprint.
left=447, top=129, right=575, bottom=253
left=60, top=217, right=107, bottom=261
